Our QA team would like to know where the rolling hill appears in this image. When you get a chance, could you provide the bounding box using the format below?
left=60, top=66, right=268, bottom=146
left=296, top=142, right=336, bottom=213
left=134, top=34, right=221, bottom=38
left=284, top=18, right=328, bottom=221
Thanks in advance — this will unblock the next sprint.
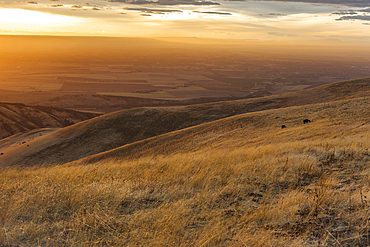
left=0, top=103, right=98, bottom=139
left=2, top=77, right=370, bottom=246
left=78, top=95, right=370, bottom=165
left=1, top=77, right=370, bottom=167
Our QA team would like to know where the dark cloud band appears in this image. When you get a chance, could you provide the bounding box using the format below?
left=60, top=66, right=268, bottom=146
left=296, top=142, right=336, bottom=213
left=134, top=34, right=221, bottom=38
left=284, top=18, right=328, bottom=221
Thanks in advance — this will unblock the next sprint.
left=333, top=7, right=370, bottom=21
left=331, top=10, right=357, bottom=15
left=336, top=15, right=370, bottom=20
left=108, top=0, right=220, bottom=6
left=193, top=10, right=232, bottom=15
left=224, top=0, right=370, bottom=8
left=123, top=7, right=183, bottom=14
left=268, top=13, right=287, bottom=16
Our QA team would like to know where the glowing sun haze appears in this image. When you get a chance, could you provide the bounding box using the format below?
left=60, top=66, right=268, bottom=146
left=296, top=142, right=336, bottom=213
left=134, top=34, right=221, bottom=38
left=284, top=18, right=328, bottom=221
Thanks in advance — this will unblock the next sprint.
left=0, top=9, right=79, bottom=24
left=0, top=0, right=369, bottom=41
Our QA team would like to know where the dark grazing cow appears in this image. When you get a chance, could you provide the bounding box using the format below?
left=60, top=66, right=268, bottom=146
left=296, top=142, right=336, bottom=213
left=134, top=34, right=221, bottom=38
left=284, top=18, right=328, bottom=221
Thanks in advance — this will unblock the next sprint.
left=281, top=125, right=286, bottom=129
left=303, top=119, right=311, bottom=124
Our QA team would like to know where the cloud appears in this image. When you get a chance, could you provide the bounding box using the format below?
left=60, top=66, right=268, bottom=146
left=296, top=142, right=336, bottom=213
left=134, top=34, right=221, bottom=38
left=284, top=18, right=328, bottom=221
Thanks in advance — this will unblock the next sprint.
left=331, top=10, right=357, bottom=15
left=141, top=13, right=152, bottom=16
left=336, top=15, right=370, bottom=21
left=268, top=13, right=287, bottom=16
left=123, top=7, right=183, bottom=14
left=108, top=0, right=220, bottom=6
left=333, top=7, right=370, bottom=21
left=48, top=3, right=63, bottom=6
left=22, top=1, right=38, bottom=3
left=71, top=4, right=83, bottom=8
left=224, top=0, right=370, bottom=8
left=193, top=11, right=232, bottom=15
left=83, top=2, right=98, bottom=7
left=81, top=2, right=104, bottom=10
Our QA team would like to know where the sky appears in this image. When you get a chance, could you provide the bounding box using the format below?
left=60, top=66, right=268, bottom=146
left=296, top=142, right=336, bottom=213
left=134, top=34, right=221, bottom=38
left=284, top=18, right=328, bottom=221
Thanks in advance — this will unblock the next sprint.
left=0, top=0, right=370, bottom=41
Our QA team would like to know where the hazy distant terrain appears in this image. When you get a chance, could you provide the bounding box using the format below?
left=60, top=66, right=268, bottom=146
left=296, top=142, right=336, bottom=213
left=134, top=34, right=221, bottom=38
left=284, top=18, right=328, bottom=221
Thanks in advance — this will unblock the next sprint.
left=1, top=35, right=370, bottom=113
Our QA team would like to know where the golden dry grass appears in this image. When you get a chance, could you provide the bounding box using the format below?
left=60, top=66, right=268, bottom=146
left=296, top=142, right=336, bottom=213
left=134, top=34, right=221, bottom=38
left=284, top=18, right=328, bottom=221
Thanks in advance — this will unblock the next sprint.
left=2, top=94, right=370, bottom=246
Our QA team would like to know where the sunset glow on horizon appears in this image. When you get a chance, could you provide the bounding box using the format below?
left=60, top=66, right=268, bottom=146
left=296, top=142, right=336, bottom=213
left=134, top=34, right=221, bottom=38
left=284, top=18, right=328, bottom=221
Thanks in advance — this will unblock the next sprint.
left=0, top=0, right=370, bottom=41
left=0, top=9, right=80, bottom=24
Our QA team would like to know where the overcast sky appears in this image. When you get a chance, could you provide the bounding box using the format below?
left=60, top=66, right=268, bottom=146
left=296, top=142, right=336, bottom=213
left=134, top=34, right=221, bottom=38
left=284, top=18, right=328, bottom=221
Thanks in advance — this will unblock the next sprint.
left=0, top=0, right=369, bottom=40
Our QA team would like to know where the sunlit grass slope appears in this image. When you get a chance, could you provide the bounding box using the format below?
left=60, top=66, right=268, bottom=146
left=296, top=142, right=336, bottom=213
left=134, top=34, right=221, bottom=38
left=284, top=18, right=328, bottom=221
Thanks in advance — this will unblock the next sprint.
left=2, top=77, right=370, bottom=167
left=2, top=94, right=370, bottom=245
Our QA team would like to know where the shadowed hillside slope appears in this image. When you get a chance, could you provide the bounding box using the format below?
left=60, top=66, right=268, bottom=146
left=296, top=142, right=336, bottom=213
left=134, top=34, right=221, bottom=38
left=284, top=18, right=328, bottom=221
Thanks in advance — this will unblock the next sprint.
left=3, top=90, right=370, bottom=245
left=0, top=103, right=97, bottom=139
left=77, top=94, right=370, bottom=165
left=1, top=77, right=370, bottom=167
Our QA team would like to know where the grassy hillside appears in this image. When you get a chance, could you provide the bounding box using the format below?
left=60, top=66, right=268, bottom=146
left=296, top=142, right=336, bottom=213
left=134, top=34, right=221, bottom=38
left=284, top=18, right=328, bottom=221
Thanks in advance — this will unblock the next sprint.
left=0, top=103, right=97, bottom=139
left=2, top=89, right=370, bottom=245
left=79, top=95, right=370, bottom=164
left=1, top=77, right=370, bottom=167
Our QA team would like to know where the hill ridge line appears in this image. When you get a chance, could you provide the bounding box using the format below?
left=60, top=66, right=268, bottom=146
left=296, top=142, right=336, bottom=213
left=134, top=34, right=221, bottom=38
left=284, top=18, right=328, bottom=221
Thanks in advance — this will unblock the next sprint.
left=1, top=77, right=370, bottom=167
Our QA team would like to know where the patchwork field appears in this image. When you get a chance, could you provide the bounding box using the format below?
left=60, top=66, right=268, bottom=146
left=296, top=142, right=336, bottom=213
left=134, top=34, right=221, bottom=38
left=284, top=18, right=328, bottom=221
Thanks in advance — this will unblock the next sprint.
left=0, top=68, right=251, bottom=103
left=1, top=35, right=370, bottom=113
